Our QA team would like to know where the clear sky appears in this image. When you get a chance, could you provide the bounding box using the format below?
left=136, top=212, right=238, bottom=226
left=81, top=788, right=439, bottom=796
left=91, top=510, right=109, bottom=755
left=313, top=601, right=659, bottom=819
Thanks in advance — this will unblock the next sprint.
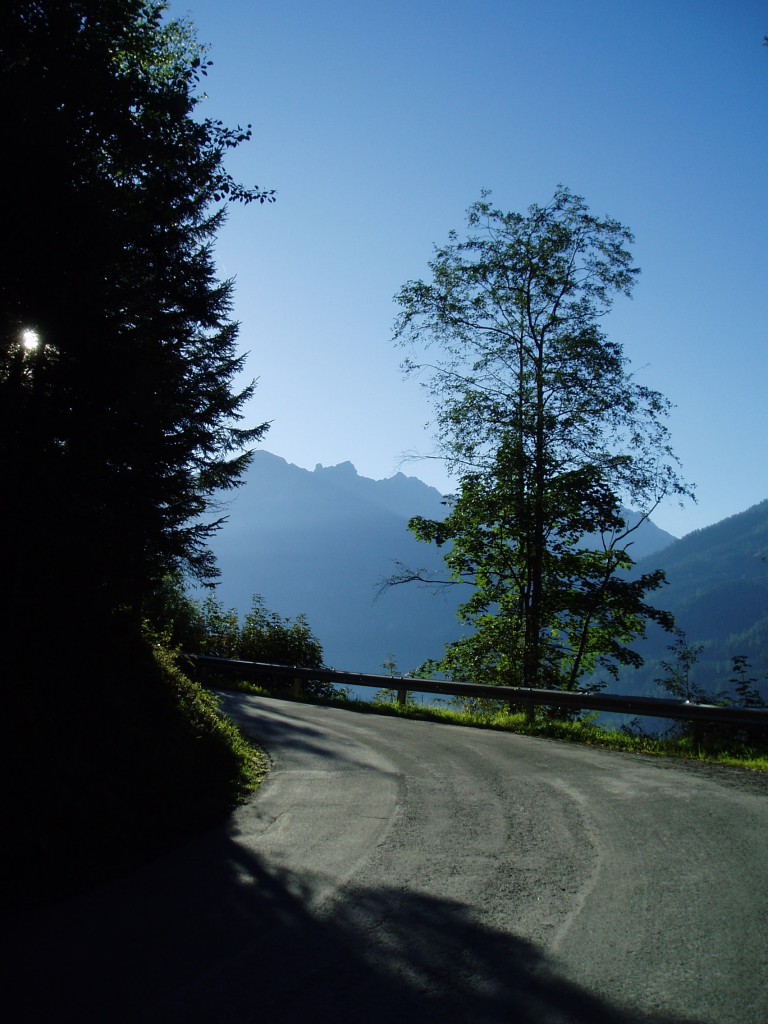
left=179, top=0, right=766, bottom=537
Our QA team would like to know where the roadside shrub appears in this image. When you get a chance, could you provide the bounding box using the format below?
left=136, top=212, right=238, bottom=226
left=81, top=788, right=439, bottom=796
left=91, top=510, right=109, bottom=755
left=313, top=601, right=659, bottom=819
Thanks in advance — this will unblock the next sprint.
left=2, top=627, right=265, bottom=913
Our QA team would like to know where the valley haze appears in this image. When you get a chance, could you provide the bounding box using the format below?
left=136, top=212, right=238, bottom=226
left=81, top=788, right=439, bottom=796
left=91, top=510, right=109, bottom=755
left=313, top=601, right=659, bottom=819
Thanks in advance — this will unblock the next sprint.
left=206, top=451, right=678, bottom=678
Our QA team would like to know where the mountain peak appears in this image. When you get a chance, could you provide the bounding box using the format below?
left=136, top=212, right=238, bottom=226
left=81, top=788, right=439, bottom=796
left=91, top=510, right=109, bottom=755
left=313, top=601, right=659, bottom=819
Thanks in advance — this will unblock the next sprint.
left=207, top=449, right=734, bottom=681
left=314, top=460, right=358, bottom=478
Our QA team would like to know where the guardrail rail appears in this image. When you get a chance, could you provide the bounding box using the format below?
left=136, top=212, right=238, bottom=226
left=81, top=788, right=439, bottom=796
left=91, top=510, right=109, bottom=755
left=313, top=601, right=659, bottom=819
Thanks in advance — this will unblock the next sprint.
left=183, top=654, right=768, bottom=731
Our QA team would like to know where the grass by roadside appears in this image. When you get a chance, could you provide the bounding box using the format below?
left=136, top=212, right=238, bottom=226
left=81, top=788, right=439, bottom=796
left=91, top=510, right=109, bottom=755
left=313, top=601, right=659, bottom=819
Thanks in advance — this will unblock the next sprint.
left=2, top=642, right=269, bottom=915
left=217, top=678, right=768, bottom=772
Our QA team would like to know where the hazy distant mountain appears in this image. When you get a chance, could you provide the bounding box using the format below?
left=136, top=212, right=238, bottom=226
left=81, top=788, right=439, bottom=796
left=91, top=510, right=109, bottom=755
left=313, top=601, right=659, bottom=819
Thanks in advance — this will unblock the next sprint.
left=615, top=500, right=768, bottom=700
left=207, top=452, right=466, bottom=673
left=206, top=451, right=677, bottom=675
left=204, top=455, right=767, bottom=703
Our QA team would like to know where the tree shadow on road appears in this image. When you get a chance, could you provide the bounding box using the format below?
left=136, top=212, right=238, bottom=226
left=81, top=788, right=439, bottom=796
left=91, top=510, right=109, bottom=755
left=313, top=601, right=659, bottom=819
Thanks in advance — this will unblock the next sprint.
left=3, top=819, right=698, bottom=1024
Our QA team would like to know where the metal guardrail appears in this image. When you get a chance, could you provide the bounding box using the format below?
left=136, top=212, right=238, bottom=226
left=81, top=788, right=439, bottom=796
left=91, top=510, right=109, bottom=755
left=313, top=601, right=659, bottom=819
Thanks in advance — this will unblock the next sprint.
left=183, top=655, right=768, bottom=729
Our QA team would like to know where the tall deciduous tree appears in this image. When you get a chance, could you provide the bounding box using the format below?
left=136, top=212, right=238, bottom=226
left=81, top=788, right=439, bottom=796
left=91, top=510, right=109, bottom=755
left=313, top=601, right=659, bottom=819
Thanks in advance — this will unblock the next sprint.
left=0, top=0, right=273, bottom=647
left=393, top=189, right=691, bottom=693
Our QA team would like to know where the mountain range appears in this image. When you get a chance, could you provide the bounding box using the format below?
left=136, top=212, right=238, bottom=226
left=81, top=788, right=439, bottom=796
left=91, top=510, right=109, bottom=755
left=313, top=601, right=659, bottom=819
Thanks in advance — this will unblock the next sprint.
left=205, top=451, right=692, bottom=683
left=205, top=451, right=466, bottom=673
left=621, top=500, right=768, bottom=699
left=204, top=451, right=768, bottom=702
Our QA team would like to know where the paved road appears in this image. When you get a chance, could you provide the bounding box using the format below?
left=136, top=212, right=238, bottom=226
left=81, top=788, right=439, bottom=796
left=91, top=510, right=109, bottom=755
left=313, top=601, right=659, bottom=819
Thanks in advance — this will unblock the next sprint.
left=5, top=695, right=767, bottom=1022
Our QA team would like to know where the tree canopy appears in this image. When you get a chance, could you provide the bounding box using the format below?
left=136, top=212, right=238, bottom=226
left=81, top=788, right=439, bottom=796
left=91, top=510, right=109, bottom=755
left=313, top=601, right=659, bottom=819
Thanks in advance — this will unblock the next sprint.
left=393, top=189, right=692, bottom=694
left=0, top=0, right=273, bottom=648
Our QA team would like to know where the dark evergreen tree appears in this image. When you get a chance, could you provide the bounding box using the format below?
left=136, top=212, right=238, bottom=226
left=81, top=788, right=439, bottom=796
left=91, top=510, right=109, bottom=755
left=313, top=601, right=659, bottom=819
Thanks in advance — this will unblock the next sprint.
left=0, top=1, right=273, bottom=649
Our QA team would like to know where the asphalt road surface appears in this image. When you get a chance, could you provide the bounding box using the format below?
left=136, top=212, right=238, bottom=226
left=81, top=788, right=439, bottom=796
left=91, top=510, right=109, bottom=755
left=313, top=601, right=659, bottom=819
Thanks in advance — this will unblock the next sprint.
left=5, top=695, right=768, bottom=1023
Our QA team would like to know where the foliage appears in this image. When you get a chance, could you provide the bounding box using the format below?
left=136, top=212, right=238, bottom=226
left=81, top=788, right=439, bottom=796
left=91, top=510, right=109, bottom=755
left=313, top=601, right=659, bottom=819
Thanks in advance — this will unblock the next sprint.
left=728, top=655, right=766, bottom=709
left=615, top=500, right=768, bottom=700
left=142, top=571, right=209, bottom=649
left=650, top=633, right=767, bottom=749
left=195, top=593, right=325, bottom=672
left=0, top=0, right=273, bottom=650
left=145, top=580, right=333, bottom=698
left=392, top=188, right=691, bottom=699
left=240, top=596, right=324, bottom=667
left=443, top=692, right=509, bottom=721
left=654, top=629, right=709, bottom=703
left=195, top=595, right=243, bottom=659
left=2, top=633, right=267, bottom=912
left=655, top=632, right=767, bottom=709
left=373, top=690, right=423, bottom=711
left=0, top=2, right=274, bottom=910
left=381, top=654, right=403, bottom=678
left=321, top=689, right=768, bottom=771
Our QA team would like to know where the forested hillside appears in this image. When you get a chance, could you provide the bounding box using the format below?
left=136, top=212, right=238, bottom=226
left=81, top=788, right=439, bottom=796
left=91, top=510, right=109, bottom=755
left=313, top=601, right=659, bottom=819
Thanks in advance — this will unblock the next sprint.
left=615, top=500, right=768, bottom=700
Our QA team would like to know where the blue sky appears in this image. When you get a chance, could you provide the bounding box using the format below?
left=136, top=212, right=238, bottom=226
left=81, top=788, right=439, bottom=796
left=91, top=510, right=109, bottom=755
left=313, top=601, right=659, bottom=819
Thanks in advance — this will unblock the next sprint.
left=180, top=0, right=767, bottom=537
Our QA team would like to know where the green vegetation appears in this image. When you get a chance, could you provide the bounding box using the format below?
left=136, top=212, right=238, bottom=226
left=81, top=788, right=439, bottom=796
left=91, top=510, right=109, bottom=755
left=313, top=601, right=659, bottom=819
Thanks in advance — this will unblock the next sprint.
left=2, top=1, right=274, bottom=645
left=149, top=579, right=335, bottom=698
left=616, top=501, right=768, bottom=702
left=390, top=189, right=691, bottom=701
left=0, top=2, right=273, bottom=912
left=220, top=680, right=768, bottom=772
left=654, top=631, right=766, bottom=710
left=1, top=3, right=762, bottom=916
left=3, top=634, right=268, bottom=914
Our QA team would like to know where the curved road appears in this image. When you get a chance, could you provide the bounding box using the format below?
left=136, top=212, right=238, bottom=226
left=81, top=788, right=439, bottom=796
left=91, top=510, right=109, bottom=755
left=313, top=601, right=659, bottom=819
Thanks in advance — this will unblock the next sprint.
left=6, top=694, right=768, bottom=1022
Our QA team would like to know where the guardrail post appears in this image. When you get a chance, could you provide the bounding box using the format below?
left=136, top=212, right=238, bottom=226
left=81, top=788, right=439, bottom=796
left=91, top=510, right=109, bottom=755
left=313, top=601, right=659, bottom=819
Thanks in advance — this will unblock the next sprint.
left=292, top=675, right=302, bottom=699
left=397, top=687, right=408, bottom=707
left=691, top=718, right=703, bottom=754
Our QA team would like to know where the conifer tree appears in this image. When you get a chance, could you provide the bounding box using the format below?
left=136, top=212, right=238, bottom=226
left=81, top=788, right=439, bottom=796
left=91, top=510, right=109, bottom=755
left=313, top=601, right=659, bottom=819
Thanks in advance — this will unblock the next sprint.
left=0, top=1, right=273, bottom=646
